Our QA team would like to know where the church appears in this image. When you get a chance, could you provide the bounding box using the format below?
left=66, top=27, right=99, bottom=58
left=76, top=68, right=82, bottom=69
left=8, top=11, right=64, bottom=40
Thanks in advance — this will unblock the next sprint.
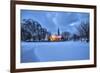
left=49, top=28, right=62, bottom=41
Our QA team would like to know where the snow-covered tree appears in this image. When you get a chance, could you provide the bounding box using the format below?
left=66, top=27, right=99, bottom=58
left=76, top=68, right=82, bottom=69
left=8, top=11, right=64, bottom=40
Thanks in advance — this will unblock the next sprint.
left=21, top=19, right=50, bottom=41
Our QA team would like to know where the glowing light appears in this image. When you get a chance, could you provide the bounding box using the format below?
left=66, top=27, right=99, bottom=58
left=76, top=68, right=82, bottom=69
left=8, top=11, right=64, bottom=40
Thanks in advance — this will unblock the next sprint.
left=49, top=35, right=62, bottom=41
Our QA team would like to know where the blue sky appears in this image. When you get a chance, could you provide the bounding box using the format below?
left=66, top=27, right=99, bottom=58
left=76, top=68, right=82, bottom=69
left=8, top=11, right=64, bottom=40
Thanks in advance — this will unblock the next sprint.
left=21, top=10, right=89, bottom=34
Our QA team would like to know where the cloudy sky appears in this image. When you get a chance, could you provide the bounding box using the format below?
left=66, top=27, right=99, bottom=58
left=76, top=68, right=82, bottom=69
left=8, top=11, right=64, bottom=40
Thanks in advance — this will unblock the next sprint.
left=21, top=10, right=89, bottom=34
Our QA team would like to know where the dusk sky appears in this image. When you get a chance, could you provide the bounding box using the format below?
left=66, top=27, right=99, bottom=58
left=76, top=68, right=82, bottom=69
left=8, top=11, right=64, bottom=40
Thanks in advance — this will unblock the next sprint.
left=21, top=10, right=89, bottom=34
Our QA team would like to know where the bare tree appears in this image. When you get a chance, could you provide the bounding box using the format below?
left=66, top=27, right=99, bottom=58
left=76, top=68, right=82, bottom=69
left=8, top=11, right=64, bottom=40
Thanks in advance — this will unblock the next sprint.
left=76, top=22, right=89, bottom=42
left=61, top=31, right=70, bottom=41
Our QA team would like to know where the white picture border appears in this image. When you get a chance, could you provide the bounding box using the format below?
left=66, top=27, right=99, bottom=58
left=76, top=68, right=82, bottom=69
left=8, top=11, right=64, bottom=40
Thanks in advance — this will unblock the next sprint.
left=15, top=4, right=94, bottom=69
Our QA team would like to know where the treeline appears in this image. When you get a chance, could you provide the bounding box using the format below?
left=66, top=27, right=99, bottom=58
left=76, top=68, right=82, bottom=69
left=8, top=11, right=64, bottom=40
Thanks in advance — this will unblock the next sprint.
left=57, top=21, right=89, bottom=42
left=21, top=19, right=89, bottom=42
left=65, top=21, right=89, bottom=42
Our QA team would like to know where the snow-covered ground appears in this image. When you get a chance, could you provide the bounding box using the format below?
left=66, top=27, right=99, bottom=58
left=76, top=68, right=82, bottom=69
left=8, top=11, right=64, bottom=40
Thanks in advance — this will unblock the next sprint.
left=21, top=41, right=89, bottom=63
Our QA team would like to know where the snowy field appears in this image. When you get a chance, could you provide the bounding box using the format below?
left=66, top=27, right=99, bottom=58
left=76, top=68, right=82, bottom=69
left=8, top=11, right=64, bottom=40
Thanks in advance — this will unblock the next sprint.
left=21, top=41, right=89, bottom=63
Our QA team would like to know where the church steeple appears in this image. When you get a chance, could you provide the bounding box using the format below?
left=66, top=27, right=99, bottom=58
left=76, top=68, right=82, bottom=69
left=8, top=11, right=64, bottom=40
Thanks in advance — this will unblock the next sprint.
left=58, top=28, right=60, bottom=36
